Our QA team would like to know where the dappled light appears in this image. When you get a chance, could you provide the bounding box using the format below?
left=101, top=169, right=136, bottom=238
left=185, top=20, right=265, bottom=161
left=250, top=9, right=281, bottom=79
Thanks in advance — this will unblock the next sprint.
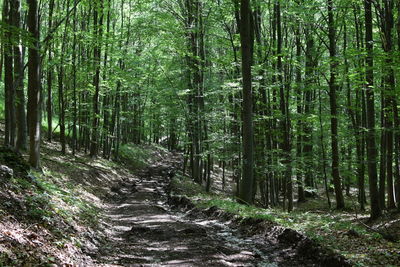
left=1, top=0, right=400, bottom=265
left=94, top=158, right=279, bottom=266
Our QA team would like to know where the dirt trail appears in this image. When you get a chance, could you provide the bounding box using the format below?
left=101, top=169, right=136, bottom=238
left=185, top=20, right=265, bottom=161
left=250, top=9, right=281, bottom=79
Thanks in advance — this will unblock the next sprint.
left=94, top=158, right=283, bottom=267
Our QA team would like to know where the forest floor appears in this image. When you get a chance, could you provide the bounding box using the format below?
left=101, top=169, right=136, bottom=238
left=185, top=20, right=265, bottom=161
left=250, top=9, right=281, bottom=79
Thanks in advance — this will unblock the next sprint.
left=173, top=166, right=400, bottom=267
left=0, top=140, right=322, bottom=267
left=0, top=134, right=399, bottom=266
left=93, top=153, right=283, bottom=266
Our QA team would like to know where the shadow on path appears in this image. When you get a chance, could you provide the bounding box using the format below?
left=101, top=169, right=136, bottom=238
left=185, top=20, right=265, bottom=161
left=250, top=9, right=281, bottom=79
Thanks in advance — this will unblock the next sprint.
left=96, top=161, right=277, bottom=267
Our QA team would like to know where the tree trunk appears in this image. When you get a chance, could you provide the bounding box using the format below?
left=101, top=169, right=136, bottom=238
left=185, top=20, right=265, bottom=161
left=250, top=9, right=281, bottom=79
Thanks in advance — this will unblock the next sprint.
left=295, top=24, right=305, bottom=203
left=27, top=0, right=42, bottom=168
left=303, top=28, right=315, bottom=189
left=3, top=0, right=16, bottom=147
left=327, top=0, right=345, bottom=209
left=90, top=0, right=104, bottom=157
left=46, top=0, right=55, bottom=142
left=12, top=0, right=27, bottom=152
left=381, top=0, right=396, bottom=209
left=72, top=0, right=78, bottom=155
left=395, top=1, right=400, bottom=208
left=57, top=0, right=71, bottom=155
left=238, top=0, right=254, bottom=205
left=364, top=0, right=381, bottom=219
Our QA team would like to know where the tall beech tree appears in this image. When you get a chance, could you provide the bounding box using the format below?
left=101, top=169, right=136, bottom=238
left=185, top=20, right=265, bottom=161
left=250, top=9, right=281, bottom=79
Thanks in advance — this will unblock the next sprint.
left=27, top=0, right=41, bottom=168
left=90, top=0, right=104, bottom=157
left=364, top=0, right=381, bottom=219
left=3, top=0, right=15, bottom=147
left=327, top=0, right=345, bottom=209
left=238, top=0, right=254, bottom=205
left=12, top=0, right=27, bottom=151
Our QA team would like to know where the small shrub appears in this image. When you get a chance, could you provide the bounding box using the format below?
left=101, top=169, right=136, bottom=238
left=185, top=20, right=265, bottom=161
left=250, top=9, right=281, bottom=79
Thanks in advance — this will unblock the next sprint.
left=26, top=194, right=52, bottom=221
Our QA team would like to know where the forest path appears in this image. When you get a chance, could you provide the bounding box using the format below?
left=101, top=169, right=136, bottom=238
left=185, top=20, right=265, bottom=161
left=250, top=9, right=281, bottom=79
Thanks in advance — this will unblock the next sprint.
left=95, top=158, right=277, bottom=267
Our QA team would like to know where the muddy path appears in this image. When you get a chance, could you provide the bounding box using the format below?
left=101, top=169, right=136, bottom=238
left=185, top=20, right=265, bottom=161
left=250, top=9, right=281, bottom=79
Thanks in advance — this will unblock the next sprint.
left=93, top=159, right=322, bottom=267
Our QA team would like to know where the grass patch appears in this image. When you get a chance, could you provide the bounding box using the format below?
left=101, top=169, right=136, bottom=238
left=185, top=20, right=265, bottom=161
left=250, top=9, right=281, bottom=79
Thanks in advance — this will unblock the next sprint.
left=197, top=196, right=276, bottom=222
left=170, top=174, right=205, bottom=196
left=8, top=169, right=102, bottom=229
left=118, top=144, right=152, bottom=170
left=38, top=172, right=101, bottom=227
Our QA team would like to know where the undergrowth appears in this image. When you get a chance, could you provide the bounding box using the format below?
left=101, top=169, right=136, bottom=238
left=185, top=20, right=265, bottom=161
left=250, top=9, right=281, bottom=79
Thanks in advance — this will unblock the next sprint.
left=118, top=144, right=152, bottom=170
left=170, top=175, right=399, bottom=267
left=0, top=148, right=104, bottom=266
left=8, top=170, right=101, bottom=229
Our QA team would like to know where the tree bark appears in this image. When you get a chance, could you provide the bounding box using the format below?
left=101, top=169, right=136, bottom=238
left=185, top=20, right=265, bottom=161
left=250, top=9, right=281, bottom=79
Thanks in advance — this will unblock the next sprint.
left=90, top=0, right=104, bottom=157
left=27, top=0, right=42, bottom=168
left=3, top=0, right=16, bottom=147
left=238, top=0, right=254, bottom=205
left=11, top=0, right=27, bottom=152
left=46, top=0, right=55, bottom=142
left=364, top=0, right=381, bottom=219
left=327, top=0, right=345, bottom=209
left=381, top=0, right=396, bottom=209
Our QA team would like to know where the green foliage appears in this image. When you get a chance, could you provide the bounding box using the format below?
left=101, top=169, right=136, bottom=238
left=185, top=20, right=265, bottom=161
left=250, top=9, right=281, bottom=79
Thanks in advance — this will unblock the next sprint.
left=118, top=144, right=151, bottom=170
left=198, top=197, right=276, bottom=222
left=6, top=167, right=102, bottom=229
left=170, top=174, right=205, bottom=197
left=12, top=177, right=34, bottom=190
left=25, top=193, right=53, bottom=222
left=34, top=174, right=101, bottom=227
left=77, top=202, right=101, bottom=227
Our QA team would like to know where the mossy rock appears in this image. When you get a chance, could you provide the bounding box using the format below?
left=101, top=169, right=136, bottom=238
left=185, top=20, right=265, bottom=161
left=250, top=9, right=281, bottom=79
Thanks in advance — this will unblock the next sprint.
left=0, top=147, right=30, bottom=178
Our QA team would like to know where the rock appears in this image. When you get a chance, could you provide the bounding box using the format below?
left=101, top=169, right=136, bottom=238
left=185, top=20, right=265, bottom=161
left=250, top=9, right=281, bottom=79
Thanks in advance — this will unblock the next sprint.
left=168, top=195, right=195, bottom=210
left=0, top=147, right=30, bottom=178
left=297, top=237, right=319, bottom=255
left=111, top=185, right=122, bottom=194
left=278, top=228, right=304, bottom=244
left=304, top=189, right=318, bottom=198
left=205, top=206, right=219, bottom=215
left=0, top=165, right=13, bottom=183
left=167, top=169, right=175, bottom=179
left=179, top=227, right=207, bottom=235
left=344, top=229, right=360, bottom=238
left=129, top=226, right=151, bottom=234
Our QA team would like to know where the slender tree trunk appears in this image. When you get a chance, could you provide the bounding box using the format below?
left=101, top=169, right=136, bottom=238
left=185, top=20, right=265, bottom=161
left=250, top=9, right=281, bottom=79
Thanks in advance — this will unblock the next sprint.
left=57, top=0, right=71, bottom=155
left=295, top=25, right=305, bottom=203
left=351, top=5, right=366, bottom=210
left=90, top=0, right=104, bottom=157
left=395, top=1, right=400, bottom=208
left=381, top=0, right=396, bottom=209
left=319, top=86, right=331, bottom=208
left=3, top=0, right=16, bottom=147
left=12, top=0, right=27, bottom=152
left=238, top=0, right=254, bottom=205
left=327, top=0, right=345, bottom=209
left=72, top=0, right=78, bottom=155
left=46, top=0, right=55, bottom=142
left=303, top=28, right=315, bottom=189
left=365, top=0, right=381, bottom=219
left=275, top=0, right=292, bottom=212
left=101, top=0, right=112, bottom=158
left=27, top=0, right=42, bottom=168
left=379, top=91, right=387, bottom=209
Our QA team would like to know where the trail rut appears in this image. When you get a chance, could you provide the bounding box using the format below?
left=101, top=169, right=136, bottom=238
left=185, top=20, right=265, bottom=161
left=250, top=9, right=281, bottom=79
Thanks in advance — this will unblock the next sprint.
left=95, top=161, right=281, bottom=267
